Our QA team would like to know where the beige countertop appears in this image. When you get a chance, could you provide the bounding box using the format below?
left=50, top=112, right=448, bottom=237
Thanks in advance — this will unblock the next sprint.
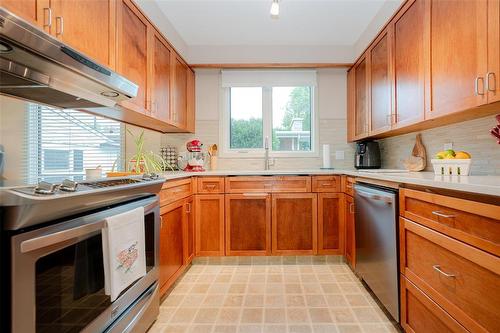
left=159, top=169, right=500, bottom=197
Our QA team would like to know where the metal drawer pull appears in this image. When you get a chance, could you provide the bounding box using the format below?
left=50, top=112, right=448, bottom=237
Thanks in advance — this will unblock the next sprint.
left=486, top=72, right=496, bottom=92
left=321, top=183, right=332, bottom=186
left=433, top=265, right=456, bottom=278
left=204, top=184, right=216, bottom=189
left=475, top=76, right=485, bottom=95
left=243, top=193, right=267, bottom=197
left=349, top=203, right=355, bottom=214
left=186, top=203, right=191, bottom=214
left=56, top=16, right=64, bottom=36
left=431, top=211, right=456, bottom=219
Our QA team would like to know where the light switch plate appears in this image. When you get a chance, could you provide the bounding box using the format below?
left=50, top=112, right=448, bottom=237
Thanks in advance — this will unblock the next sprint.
left=335, top=150, right=345, bottom=160
left=443, top=142, right=453, bottom=151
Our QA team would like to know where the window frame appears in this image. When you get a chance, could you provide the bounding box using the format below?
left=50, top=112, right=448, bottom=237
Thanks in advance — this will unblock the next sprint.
left=220, top=86, right=319, bottom=158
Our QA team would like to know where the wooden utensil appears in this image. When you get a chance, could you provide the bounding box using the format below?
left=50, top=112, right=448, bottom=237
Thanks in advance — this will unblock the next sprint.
left=403, top=133, right=426, bottom=171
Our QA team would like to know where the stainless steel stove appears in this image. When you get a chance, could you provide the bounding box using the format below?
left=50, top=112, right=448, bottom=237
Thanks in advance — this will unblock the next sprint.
left=1, top=174, right=164, bottom=333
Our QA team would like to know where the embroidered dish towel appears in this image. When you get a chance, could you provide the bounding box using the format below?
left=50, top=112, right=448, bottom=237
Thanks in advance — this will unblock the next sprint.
left=102, top=206, right=146, bottom=302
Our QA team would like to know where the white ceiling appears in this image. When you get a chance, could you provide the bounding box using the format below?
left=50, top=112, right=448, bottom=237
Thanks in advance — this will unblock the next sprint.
left=146, top=0, right=393, bottom=47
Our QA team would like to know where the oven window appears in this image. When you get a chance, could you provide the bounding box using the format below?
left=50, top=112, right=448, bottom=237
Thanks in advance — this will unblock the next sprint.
left=36, top=234, right=110, bottom=333
left=35, top=212, right=156, bottom=332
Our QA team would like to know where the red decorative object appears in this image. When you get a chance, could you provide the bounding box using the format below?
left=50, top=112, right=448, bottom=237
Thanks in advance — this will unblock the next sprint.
left=491, top=114, right=500, bottom=144
left=186, top=139, right=203, bottom=152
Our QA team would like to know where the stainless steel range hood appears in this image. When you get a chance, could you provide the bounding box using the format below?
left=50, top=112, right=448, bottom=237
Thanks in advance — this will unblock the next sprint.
left=0, top=8, right=138, bottom=111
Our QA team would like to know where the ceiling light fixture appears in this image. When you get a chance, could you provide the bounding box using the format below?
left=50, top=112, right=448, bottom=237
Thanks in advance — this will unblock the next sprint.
left=270, top=0, right=279, bottom=19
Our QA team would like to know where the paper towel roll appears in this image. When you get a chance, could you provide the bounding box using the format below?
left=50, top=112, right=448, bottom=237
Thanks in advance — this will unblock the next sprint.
left=322, top=144, right=332, bottom=169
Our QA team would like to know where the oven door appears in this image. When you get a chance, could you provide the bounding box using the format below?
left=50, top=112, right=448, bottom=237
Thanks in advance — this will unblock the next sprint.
left=11, top=195, right=159, bottom=333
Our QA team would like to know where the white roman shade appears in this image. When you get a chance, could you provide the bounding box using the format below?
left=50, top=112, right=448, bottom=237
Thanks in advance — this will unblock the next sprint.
left=221, top=70, right=317, bottom=87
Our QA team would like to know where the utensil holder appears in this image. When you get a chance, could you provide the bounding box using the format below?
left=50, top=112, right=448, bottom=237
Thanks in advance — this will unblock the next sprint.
left=210, top=156, right=218, bottom=171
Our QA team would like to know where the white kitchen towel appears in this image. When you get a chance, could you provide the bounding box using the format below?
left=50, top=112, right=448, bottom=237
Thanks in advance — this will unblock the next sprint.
left=102, top=206, right=146, bottom=302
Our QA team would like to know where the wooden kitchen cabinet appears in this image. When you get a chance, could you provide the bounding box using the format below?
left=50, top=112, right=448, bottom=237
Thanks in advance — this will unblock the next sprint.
left=425, top=0, right=489, bottom=119
left=186, top=67, right=196, bottom=133
left=369, top=27, right=392, bottom=135
left=171, top=55, right=188, bottom=129
left=150, top=30, right=172, bottom=122
left=392, top=0, right=425, bottom=129
left=49, top=0, right=116, bottom=68
left=159, top=199, right=185, bottom=295
left=347, top=68, right=356, bottom=142
left=272, top=193, right=317, bottom=255
left=225, top=193, right=271, bottom=256
left=184, top=196, right=195, bottom=265
left=354, top=56, right=369, bottom=139
left=344, top=194, right=355, bottom=268
left=116, top=0, right=149, bottom=114
left=317, top=193, right=344, bottom=255
left=195, top=194, right=225, bottom=256
left=2, top=0, right=48, bottom=29
left=488, top=0, right=500, bottom=104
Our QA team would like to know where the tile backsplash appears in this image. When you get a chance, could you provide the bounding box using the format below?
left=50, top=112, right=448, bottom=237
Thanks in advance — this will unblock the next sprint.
left=379, top=115, right=500, bottom=175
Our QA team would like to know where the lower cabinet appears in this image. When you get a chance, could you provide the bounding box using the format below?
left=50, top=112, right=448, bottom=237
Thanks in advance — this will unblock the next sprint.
left=272, top=193, right=318, bottom=255
left=195, top=194, right=225, bottom=256
left=317, top=193, right=345, bottom=255
left=344, top=194, right=355, bottom=268
left=225, top=193, right=271, bottom=256
left=401, top=276, right=468, bottom=333
left=183, top=196, right=194, bottom=265
left=159, top=199, right=185, bottom=295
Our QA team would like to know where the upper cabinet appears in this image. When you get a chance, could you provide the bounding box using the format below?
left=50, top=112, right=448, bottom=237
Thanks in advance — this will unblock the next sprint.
left=347, top=0, right=500, bottom=142
left=2, top=0, right=48, bottom=30
left=392, top=0, right=425, bottom=129
left=172, top=55, right=188, bottom=129
left=488, top=0, right=500, bottom=104
left=425, top=0, right=489, bottom=118
left=369, top=27, right=393, bottom=135
left=150, top=31, right=172, bottom=123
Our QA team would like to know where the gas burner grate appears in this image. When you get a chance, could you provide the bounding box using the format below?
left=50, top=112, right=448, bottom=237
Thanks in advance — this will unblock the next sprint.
left=82, top=178, right=141, bottom=189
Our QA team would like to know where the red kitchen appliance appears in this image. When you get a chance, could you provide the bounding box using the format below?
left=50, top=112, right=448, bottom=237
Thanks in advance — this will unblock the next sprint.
left=184, top=140, right=205, bottom=172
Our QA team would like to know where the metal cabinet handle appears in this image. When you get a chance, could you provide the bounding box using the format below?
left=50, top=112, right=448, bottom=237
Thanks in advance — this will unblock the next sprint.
left=43, top=8, right=52, bottom=28
left=204, top=184, right=216, bottom=189
left=56, top=16, right=64, bottom=36
left=433, top=265, right=456, bottom=278
left=349, top=203, right=355, bottom=214
left=475, top=76, right=485, bottom=95
left=186, top=203, right=191, bottom=214
left=431, top=211, right=456, bottom=219
left=321, top=183, right=332, bottom=186
left=243, top=193, right=268, bottom=197
left=486, top=72, right=496, bottom=92
left=160, top=216, right=164, bottom=228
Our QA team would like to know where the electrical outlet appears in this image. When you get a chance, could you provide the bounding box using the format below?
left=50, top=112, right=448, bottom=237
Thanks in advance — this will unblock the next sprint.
left=335, top=150, right=345, bottom=160
left=443, top=142, right=453, bottom=151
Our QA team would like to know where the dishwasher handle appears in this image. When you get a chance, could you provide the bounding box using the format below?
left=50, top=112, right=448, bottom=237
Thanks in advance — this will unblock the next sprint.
left=356, top=188, right=393, bottom=204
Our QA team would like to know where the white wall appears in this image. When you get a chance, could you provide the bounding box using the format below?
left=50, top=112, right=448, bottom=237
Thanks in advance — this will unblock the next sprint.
left=164, top=69, right=355, bottom=170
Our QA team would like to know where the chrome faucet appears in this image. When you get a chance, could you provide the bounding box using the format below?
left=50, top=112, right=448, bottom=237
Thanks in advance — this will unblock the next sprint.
left=264, top=137, right=275, bottom=170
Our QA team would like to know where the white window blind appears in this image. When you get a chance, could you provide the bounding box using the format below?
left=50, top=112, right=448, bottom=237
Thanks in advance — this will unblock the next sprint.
left=221, top=70, right=317, bottom=87
left=27, top=105, right=124, bottom=184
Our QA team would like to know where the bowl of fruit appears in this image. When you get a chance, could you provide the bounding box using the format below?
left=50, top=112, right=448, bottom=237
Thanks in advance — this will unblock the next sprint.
left=431, top=149, right=472, bottom=175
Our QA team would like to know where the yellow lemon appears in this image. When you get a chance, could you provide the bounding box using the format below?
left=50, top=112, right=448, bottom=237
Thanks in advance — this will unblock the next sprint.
left=455, top=151, right=471, bottom=159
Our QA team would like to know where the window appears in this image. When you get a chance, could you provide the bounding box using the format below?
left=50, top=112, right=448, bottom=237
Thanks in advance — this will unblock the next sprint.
left=221, top=70, right=317, bottom=157
left=27, top=105, right=124, bottom=183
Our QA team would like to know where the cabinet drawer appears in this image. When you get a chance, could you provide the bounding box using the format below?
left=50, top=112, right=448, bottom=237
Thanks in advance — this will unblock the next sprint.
left=342, top=176, right=355, bottom=196
left=400, top=188, right=500, bottom=256
left=312, top=176, right=341, bottom=192
left=160, top=178, right=193, bottom=206
left=225, top=176, right=311, bottom=193
left=401, top=276, right=468, bottom=333
left=401, top=218, right=500, bottom=333
left=197, top=177, right=225, bottom=193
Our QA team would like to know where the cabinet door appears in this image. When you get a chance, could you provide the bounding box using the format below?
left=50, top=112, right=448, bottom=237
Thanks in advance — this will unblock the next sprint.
left=344, top=195, right=355, bottom=268
left=318, top=193, right=345, bottom=255
left=50, top=0, right=115, bottom=68
left=392, top=0, right=425, bottom=129
left=159, top=200, right=185, bottom=293
left=186, top=68, right=196, bottom=133
left=347, top=68, right=355, bottom=142
left=150, top=31, right=171, bottom=122
left=354, top=56, right=369, bottom=139
left=425, top=0, right=488, bottom=118
left=488, top=0, right=500, bottom=103
left=184, top=196, right=194, bottom=265
left=369, top=28, right=392, bottom=135
left=195, top=194, right=225, bottom=256
left=272, top=193, right=317, bottom=255
left=116, top=0, right=149, bottom=113
left=171, top=55, right=188, bottom=128
left=2, top=0, right=47, bottom=29
left=225, top=193, right=271, bottom=256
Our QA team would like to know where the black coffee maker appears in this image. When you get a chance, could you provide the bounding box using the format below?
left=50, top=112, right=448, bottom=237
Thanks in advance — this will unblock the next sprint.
left=354, top=141, right=381, bottom=169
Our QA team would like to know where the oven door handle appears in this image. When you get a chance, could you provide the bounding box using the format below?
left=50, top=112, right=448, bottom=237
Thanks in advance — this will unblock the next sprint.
left=20, top=219, right=106, bottom=253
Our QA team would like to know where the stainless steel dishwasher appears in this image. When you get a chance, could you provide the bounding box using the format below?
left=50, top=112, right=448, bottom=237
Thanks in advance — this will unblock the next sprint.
left=354, top=183, right=399, bottom=322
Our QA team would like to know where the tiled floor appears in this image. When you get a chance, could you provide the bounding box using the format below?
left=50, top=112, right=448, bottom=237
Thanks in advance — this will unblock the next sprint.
left=149, top=260, right=398, bottom=333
